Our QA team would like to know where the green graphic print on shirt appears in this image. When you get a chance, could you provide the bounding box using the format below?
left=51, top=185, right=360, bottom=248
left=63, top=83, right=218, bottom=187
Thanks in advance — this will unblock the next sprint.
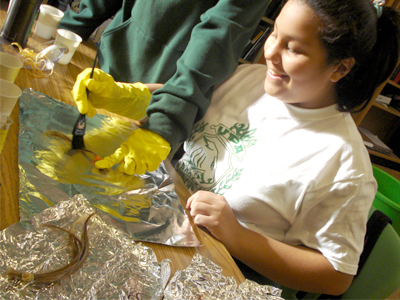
left=176, top=121, right=257, bottom=195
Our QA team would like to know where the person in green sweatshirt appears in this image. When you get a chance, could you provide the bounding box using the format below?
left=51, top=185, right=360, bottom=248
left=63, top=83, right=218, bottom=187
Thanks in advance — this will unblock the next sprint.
left=58, top=0, right=271, bottom=175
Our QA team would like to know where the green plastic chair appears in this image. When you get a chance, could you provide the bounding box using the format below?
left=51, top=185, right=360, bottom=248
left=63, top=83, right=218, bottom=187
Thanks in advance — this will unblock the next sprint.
left=281, top=207, right=400, bottom=300
left=372, top=165, right=400, bottom=235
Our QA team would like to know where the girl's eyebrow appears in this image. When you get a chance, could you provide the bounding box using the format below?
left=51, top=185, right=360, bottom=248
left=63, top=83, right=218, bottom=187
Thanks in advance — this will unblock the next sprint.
left=274, top=20, right=313, bottom=46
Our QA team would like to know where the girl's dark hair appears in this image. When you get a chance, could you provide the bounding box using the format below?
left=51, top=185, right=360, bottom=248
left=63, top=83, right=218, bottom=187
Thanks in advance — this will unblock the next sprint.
left=301, top=0, right=400, bottom=112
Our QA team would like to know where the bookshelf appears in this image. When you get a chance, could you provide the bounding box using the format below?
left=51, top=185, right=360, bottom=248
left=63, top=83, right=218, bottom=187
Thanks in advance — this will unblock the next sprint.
left=355, top=0, right=400, bottom=165
left=352, top=73, right=400, bottom=171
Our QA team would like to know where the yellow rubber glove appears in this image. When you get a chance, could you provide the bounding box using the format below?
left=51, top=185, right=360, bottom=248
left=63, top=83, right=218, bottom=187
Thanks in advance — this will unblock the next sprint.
left=71, top=68, right=151, bottom=119
left=95, top=128, right=171, bottom=175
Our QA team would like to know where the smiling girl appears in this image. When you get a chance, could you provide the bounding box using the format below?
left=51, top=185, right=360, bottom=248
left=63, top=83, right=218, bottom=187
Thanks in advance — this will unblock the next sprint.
left=175, top=0, right=400, bottom=297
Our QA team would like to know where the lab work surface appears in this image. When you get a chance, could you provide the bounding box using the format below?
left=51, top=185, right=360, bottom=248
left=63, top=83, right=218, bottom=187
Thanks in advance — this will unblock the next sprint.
left=0, top=0, right=245, bottom=286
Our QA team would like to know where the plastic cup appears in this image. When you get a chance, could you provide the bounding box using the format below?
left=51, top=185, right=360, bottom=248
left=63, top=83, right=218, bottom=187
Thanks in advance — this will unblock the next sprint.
left=0, top=52, right=23, bottom=83
left=34, top=4, right=64, bottom=39
left=0, top=79, right=22, bottom=117
left=55, top=29, right=82, bottom=65
left=0, top=115, right=12, bottom=154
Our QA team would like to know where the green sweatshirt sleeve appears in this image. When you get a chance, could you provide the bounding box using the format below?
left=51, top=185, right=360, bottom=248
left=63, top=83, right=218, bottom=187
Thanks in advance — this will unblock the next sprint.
left=58, top=0, right=123, bottom=40
left=141, top=0, right=271, bottom=150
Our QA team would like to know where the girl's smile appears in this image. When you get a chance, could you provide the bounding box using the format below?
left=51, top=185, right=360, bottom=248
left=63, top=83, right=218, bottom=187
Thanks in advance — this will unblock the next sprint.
left=267, top=68, right=288, bottom=80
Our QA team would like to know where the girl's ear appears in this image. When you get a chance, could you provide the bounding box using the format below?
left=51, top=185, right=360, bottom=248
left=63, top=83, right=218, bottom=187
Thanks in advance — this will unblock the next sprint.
left=330, top=58, right=355, bottom=82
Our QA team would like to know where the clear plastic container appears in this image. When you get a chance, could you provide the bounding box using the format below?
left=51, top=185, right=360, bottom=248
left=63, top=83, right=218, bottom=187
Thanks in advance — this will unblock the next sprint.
left=0, top=38, right=66, bottom=73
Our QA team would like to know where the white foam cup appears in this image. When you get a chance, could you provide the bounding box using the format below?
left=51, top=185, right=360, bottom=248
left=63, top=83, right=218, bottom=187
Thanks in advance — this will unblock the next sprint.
left=35, top=4, right=64, bottom=39
left=55, top=29, right=82, bottom=65
left=0, top=52, right=23, bottom=83
left=0, top=79, right=22, bottom=117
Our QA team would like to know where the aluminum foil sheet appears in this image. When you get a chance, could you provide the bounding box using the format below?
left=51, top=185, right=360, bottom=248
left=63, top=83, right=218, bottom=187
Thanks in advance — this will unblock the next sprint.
left=164, top=254, right=284, bottom=300
left=0, top=195, right=171, bottom=300
left=18, top=88, right=200, bottom=247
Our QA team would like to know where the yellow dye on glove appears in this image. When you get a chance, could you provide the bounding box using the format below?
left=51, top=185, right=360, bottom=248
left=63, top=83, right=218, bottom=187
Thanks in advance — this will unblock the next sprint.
left=95, top=128, right=171, bottom=175
left=72, top=68, right=151, bottom=119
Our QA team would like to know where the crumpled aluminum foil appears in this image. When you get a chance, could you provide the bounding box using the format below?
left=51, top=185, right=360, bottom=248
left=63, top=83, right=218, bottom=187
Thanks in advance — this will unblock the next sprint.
left=0, top=195, right=171, bottom=300
left=164, top=254, right=284, bottom=300
left=18, top=88, right=200, bottom=247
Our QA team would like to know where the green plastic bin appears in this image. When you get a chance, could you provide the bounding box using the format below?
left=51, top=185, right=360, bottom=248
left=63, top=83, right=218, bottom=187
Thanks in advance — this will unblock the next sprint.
left=372, top=166, right=400, bottom=235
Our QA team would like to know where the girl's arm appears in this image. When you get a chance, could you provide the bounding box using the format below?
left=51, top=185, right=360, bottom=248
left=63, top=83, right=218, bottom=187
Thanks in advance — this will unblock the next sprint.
left=187, top=190, right=354, bottom=296
left=145, top=83, right=163, bottom=93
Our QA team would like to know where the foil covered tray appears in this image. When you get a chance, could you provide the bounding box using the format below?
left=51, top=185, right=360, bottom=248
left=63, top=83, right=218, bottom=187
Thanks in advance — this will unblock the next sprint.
left=0, top=195, right=170, bottom=300
left=18, top=88, right=200, bottom=247
left=0, top=195, right=284, bottom=299
left=165, top=254, right=284, bottom=300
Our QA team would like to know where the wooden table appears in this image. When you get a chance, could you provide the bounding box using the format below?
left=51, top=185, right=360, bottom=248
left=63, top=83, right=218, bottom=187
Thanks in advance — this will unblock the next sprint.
left=0, top=1, right=245, bottom=284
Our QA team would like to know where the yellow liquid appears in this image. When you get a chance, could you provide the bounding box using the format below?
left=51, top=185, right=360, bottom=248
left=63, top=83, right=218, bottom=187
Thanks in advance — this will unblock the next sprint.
left=0, top=129, right=9, bottom=153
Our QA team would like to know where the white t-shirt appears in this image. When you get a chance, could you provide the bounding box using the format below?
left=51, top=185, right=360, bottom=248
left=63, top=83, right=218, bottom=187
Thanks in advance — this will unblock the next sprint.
left=176, top=64, right=377, bottom=275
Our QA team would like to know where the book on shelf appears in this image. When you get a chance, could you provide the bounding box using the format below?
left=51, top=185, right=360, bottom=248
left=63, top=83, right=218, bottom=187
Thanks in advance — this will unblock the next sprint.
left=359, top=127, right=393, bottom=156
left=241, top=27, right=271, bottom=63
left=375, top=94, right=392, bottom=107
left=395, top=72, right=400, bottom=84
left=390, top=63, right=400, bottom=83
left=241, top=23, right=268, bottom=59
left=375, top=94, right=400, bottom=112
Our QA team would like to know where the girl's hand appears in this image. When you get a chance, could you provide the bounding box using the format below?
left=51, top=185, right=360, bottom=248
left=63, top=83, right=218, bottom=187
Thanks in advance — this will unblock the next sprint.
left=186, top=190, right=242, bottom=242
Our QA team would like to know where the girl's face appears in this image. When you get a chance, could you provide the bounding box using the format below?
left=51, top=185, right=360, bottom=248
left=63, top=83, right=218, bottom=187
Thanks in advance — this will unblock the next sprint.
left=263, top=0, right=352, bottom=109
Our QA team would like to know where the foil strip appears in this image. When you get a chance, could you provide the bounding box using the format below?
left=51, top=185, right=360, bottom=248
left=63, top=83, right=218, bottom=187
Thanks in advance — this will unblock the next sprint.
left=164, top=254, right=284, bottom=300
left=18, top=88, right=200, bottom=247
left=0, top=195, right=171, bottom=300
